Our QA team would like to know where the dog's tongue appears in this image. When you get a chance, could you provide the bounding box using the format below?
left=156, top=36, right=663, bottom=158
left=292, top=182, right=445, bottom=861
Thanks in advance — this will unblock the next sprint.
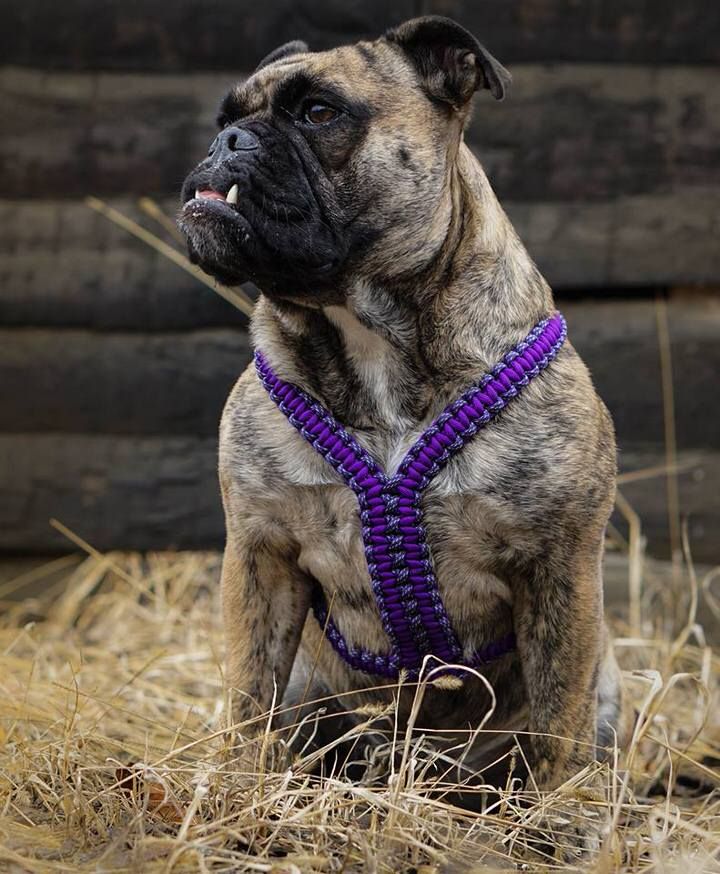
left=196, top=189, right=225, bottom=201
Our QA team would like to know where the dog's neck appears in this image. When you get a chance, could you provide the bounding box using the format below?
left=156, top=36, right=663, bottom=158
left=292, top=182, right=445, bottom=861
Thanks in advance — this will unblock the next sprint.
left=251, top=145, right=554, bottom=431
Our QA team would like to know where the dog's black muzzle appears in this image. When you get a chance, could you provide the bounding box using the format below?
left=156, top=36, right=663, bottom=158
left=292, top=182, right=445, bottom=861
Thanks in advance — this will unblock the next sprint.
left=180, top=123, right=266, bottom=203
left=178, top=121, right=350, bottom=296
left=207, top=126, right=260, bottom=162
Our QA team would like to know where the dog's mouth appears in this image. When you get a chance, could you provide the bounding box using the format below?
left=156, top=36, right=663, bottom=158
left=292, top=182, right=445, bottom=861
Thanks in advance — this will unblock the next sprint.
left=178, top=141, right=349, bottom=295
left=183, top=180, right=243, bottom=219
left=190, top=183, right=240, bottom=207
left=180, top=177, right=251, bottom=241
left=176, top=176, right=255, bottom=287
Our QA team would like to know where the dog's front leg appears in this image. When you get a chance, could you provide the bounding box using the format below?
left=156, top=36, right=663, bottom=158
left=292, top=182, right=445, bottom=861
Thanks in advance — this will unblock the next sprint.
left=221, top=527, right=312, bottom=732
left=512, top=540, right=605, bottom=790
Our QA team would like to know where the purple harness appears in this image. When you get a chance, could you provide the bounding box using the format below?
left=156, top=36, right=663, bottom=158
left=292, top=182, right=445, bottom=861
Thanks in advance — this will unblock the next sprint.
left=255, top=313, right=567, bottom=679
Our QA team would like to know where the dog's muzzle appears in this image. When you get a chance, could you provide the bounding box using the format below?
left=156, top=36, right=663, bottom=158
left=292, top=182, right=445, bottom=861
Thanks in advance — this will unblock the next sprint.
left=207, top=127, right=260, bottom=163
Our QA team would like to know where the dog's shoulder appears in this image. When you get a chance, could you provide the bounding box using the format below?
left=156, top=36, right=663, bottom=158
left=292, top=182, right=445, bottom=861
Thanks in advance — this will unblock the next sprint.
left=429, top=339, right=616, bottom=551
left=219, top=360, right=339, bottom=497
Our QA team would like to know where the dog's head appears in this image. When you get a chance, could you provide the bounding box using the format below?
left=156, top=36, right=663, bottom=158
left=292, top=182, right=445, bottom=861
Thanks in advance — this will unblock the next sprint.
left=179, top=16, right=510, bottom=302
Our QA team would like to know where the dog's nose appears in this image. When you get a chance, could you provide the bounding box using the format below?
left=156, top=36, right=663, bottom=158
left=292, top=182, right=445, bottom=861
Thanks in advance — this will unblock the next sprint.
left=208, top=127, right=259, bottom=160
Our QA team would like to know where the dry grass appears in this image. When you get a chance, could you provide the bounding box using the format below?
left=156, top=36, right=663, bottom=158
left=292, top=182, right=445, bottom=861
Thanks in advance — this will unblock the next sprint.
left=0, top=544, right=718, bottom=874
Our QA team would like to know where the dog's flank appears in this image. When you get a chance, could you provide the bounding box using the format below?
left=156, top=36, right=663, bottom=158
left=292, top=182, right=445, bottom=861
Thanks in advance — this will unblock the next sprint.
left=179, top=15, right=629, bottom=828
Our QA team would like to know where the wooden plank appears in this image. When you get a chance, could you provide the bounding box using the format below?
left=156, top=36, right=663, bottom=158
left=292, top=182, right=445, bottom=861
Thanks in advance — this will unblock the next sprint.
left=1, top=434, right=717, bottom=560
left=1, top=297, right=718, bottom=446
left=0, top=329, right=252, bottom=436
left=432, top=1, right=720, bottom=65
left=0, top=68, right=230, bottom=201
left=2, top=193, right=719, bottom=333
left=563, top=297, right=720, bottom=452
left=0, top=1, right=716, bottom=70
left=469, top=65, right=720, bottom=204
left=505, top=191, right=720, bottom=288
left=0, top=200, right=249, bottom=330
left=2, top=65, right=719, bottom=203
left=0, top=434, right=224, bottom=553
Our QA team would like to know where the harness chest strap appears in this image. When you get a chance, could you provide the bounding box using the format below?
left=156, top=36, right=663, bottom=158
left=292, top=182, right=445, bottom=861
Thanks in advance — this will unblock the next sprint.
left=255, top=312, right=567, bottom=679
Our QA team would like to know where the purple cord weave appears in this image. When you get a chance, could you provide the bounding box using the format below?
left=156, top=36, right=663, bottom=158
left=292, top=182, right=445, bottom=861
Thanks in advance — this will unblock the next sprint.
left=255, top=312, right=567, bottom=679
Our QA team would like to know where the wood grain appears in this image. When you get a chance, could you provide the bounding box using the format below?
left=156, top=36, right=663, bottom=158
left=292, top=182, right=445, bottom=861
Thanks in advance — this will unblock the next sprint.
left=2, top=434, right=716, bottom=559
left=1, top=0, right=716, bottom=70
left=3, top=65, right=717, bottom=203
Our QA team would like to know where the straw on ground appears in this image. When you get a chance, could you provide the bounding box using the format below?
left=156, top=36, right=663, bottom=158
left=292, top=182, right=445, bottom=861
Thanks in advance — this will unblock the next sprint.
left=0, top=542, right=717, bottom=873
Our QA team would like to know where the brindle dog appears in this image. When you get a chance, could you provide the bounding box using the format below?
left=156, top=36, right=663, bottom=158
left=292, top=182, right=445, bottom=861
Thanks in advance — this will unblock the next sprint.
left=179, top=14, right=630, bottom=847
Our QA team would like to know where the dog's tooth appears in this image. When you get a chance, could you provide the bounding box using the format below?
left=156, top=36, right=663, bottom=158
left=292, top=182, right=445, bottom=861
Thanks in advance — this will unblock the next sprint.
left=226, top=183, right=239, bottom=205
left=194, top=189, right=201, bottom=199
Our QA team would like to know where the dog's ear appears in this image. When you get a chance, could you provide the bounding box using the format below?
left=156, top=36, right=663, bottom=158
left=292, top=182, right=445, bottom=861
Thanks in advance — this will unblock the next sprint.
left=255, top=40, right=310, bottom=73
left=386, top=16, right=510, bottom=106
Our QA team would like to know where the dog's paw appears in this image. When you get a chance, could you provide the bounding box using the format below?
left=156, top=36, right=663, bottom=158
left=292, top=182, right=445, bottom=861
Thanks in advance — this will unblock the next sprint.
left=524, top=816, right=600, bottom=866
left=507, top=797, right=605, bottom=867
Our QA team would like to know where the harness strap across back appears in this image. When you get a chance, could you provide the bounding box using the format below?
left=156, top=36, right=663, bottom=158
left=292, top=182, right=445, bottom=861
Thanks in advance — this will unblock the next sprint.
left=255, top=312, right=567, bottom=679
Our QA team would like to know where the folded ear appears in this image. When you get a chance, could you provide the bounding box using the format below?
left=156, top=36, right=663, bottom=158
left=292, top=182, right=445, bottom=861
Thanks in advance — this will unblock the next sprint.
left=255, top=40, right=310, bottom=73
left=386, top=16, right=510, bottom=107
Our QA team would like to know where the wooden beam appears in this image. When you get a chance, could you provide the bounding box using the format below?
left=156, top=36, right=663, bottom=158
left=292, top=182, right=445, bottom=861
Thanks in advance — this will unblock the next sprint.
left=0, top=199, right=250, bottom=330
left=0, top=328, right=251, bottom=436
left=2, top=191, right=719, bottom=326
left=1, top=1, right=716, bottom=70
left=0, top=433, right=224, bottom=553
left=2, top=65, right=718, bottom=204
left=0, top=296, right=718, bottom=445
left=1, top=435, right=717, bottom=559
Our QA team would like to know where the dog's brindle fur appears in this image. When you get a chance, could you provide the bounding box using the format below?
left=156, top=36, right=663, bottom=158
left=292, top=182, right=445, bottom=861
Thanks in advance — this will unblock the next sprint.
left=179, top=17, right=629, bottom=796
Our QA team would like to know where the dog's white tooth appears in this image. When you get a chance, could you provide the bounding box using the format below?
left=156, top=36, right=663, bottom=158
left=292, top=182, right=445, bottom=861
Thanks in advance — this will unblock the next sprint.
left=226, top=183, right=239, bottom=205
left=195, top=189, right=201, bottom=199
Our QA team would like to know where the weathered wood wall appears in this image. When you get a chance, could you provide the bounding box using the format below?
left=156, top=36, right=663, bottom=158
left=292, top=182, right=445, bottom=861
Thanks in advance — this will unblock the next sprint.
left=2, top=1, right=718, bottom=69
left=2, top=298, right=718, bottom=558
left=1, top=1, right=718, bottom=559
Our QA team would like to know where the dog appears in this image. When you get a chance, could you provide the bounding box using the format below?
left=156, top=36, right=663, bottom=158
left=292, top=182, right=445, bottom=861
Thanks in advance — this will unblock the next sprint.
left=179, top=14, right=630, bottom=832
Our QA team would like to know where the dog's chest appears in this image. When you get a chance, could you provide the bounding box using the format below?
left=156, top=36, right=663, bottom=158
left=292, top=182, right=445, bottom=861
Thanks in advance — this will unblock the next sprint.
left=283, top=429, right=517, bottom=648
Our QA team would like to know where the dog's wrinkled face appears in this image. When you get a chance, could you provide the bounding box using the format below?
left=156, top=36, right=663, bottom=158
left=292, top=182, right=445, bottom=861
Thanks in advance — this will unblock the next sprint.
left=179, top=16, right=509, bottom=301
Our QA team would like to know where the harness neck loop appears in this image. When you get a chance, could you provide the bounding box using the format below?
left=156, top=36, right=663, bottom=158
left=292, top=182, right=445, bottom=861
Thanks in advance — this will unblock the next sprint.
left=255, top=312, right=567, bottom=679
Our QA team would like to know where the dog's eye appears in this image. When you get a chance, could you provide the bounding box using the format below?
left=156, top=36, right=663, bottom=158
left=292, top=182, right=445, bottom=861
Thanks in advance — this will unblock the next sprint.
left=303, top=103, right=339, bottom=125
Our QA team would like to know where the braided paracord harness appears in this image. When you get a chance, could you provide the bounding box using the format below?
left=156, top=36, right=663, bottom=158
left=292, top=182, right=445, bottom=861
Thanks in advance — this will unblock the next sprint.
left=255, top=313, right=567, bottom=680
